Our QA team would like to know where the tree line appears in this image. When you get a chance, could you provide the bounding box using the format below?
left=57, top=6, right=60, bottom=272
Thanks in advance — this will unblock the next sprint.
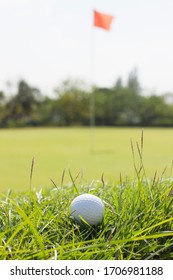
left=1, top=70, right=173, bottom=128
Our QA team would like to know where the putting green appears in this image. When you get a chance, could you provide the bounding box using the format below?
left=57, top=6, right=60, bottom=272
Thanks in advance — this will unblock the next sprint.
left=0, top=127, right=173, bottom=192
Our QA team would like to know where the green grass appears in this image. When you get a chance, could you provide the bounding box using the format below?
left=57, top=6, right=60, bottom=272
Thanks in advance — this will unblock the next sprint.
left=0, top=127, right=173, bottom=192
left=0, top=175, right=173, bottom=260
left=0, top=127, right=173, bottom=259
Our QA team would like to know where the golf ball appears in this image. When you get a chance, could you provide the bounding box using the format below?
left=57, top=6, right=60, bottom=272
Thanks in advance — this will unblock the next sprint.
left=70, top=193, right=104, bottom=226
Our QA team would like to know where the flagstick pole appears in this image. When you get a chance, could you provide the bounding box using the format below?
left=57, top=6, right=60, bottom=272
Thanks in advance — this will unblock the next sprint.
left=89, top=9, right=114, bottom=153
left=90, top=12, right=96, bottom=153
left=89, top=86, right=95, bottom=153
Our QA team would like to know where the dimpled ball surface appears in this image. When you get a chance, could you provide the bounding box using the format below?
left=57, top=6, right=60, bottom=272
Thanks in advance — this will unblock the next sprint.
left=70, top=193, right=104, bottom=226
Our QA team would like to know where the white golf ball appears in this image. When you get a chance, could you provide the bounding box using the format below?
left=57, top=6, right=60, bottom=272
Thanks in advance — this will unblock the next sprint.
left=70, top=193, right=104, bottom=226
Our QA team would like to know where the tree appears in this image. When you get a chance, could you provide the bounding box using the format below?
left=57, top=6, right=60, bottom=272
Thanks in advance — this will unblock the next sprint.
left=127, top=68, right=141, bottom=95
left=0, top=91, right=5, bottom=105
left=53, top=79, right=90, bottom=125
left=6, top=80, right=42, bottom=126
left=140, top=95, right=173, bottom=126
left=114, top=77, right=123, bottom=89
left=0, top=91, right=6, bottom=127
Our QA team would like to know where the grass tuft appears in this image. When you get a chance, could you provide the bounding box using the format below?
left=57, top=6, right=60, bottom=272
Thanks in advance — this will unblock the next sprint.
left=0, top=176, right=173, bottom=260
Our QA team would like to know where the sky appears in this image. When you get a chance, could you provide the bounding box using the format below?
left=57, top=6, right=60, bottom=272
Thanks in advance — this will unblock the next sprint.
left=0, top=0, right=173, bottom=96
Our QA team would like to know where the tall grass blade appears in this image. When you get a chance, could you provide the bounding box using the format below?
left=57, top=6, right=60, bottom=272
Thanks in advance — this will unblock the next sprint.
left=141, top=129, right=144, bottom=156
left=61, top=168, right=66, bottom=188
left=101, top=173, right=105, bottom=188
left=68, top=168, right=79, bottom=195
left=50, top=178, right=58, bottom=189
left=130, top=139, right=138, bottom=176
left=30, top=157, right=35, bottom=192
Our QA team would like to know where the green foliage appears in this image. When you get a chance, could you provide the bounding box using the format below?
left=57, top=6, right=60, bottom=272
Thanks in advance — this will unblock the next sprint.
left=1, top=71, right=173, bottom=127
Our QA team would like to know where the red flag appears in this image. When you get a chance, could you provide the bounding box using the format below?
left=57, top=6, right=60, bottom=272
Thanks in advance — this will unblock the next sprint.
left=94, top=10, right=114, bottom=31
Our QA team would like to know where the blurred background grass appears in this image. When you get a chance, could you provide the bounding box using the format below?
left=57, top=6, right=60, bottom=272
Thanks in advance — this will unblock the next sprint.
left=0, top=127, right=173, bottom=192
